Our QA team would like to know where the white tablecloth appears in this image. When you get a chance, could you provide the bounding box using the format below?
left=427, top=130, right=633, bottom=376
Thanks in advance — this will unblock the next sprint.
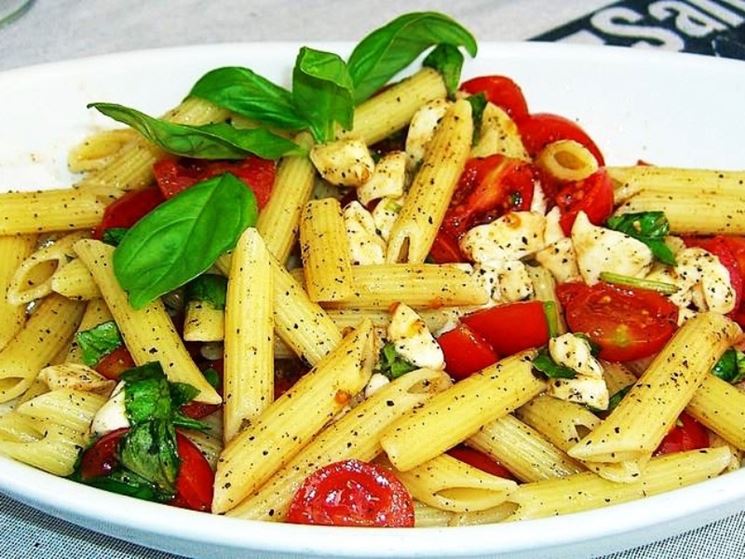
left=1, top=1, right=744, bottom=557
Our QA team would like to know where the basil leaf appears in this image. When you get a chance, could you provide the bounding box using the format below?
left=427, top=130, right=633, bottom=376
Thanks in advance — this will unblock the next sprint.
left=712, top=348, right=745, bottom=384
left=184, top=274, right=228, bottom=310
left=113, top=173, right=257, bottom=309
left=292, top=47, right=354, bottom=142
left=75, top=321, right=123, bottom=367
left=172, top=411, right=211, bottom=431
left=466, top=92, right=487, bottom=144
left=606, top=211, right=677, bottom=266
left=79, top=469, right=163, bottom=502
left=119, top=420, right=179, bottom=494
left=121, top=363, right=173, bottom=424
left=102, top=227, right=128, bottom=247
left=88, top=102, right=301, bottom=160
left=189, top=66, right=308, bottom=131
left=347, top=11, right=477, bottom=103
left=170, top=382, right=200, bottom=408
left=376, top=342, right=418, bottom=379
left=423, top=43, right=464, bottom=97
left=203, top=368, right=221, bottom=390
left=532, top=348, right=577, bottom=379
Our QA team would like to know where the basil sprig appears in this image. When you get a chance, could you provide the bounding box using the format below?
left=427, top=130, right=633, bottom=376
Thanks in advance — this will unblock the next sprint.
left=347, top=11, right=477, bottom=103
left=76, top=321, right=123, bottom=367
left=423, top=43, right=464, bottom=97
left=606, top=211, right=677, bottom=266
left=113, top=173, right=257, bottom=309
left=88, top=103, right=302, bottom=160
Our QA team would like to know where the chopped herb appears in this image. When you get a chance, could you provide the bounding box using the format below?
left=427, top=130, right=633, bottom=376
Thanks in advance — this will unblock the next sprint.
left=102, top=227, right=128, bottom=247
left=712, top=348, right=745, bottom=384
left=532, top=348, right=576, bottom=379
left=543, top=301, right=560, bottom=338
left=77, top=469, right=163, bottom=502
left=465, top=92, right=487, bottom=144
left=75, top=321, right=123, bottom=367
left=203, top=368, right=221, bottom=391
left=184, top=274, right=228, bottom=310
left=376, top=342, right=418, bottom=379
left=599, top=271, right=679, bottom=295
left=606, top=211, right=677, bottom=266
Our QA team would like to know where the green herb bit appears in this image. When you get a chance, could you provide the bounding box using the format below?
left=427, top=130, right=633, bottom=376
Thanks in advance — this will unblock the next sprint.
left=75, top=321, right=123, bottom=367
left=102, top=227, right=128, bottom=247
left=543, top=301, right=560, bottom=338
left=599, top=271, right=679, bottom=295
left=465, top=92, right=487, bottom=144
left=606, top=211, right=677, bottom=266
left=376, top=342, right=418, bottom=379
left=532, top=348, right=576, bottom=379
left=185, top=274, right=228, bottom=310
left=119, top=420, right=179, bottom=494
left=423, top=43, right=464, bottom=97
left=712, top=348, right=745, bottom=384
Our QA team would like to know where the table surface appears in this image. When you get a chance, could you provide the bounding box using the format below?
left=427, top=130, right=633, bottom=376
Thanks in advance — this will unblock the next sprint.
left=1, top=1, right=744, bottom=558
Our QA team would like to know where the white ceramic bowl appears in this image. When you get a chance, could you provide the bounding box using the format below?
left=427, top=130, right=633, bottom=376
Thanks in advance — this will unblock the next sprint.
left=1, top=42, right=744, bottom=559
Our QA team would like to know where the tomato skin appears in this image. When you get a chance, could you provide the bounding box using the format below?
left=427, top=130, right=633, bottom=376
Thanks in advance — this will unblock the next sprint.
left=446, top=446, right=516, bottom=481
left=172, top=432, right=214, bottom=512
left=429, top=231, right=466, bottom=263
left=557, top=282, right=679, bottom=362
left=441, top=155, right=537, bottom=241
left=95, top=346, right=136, bottom=380
left=554, top=169, right=615, bottom=235
left=287, top=459, right=414, bottom=527
left=655, top=413, right=709, bottom=455
left=153, top=156, right=276, bottom=208
left=437, top=324, right=499, bottom=380
left=462, top=301, right=550, bottom=357
left=79, top=428, right=128, bottom=480
left=518, top=113, right=605, bottom=166
left=684, top=236, right=744, bottom=317
left=460, top=75, right=529, bottom=122
left=94, top=187, right=165, bottom=239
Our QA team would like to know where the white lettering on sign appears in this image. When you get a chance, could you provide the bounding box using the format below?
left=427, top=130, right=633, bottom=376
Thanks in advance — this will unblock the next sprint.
left=649, top=1, right=728, bottom=37
left=590, top=7, right=687, bottom=49
left=686, top=0, right=744, bottom=25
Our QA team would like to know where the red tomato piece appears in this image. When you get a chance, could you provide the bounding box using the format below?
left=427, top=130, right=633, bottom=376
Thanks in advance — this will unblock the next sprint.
left=172, top=432, right=214, bottom=512
left=446, top=446, right=516, bottom=481
left=153, top=156, right=276, bottom=208
left=79, top=428, right=128, bottom=480
left=437, top=324, right=499, bottom=380
left=460, top=75, right=529, bottom=122
left=655, top=413, right=709, bottom=455
left=554, top=169, right=614, bottom=235
left=95, top=346, right=136, bottom=380
left=287, top=459, right=414, bottom=527
left=94, top=187, right=165, bottom=239
left=462, top=301, right=550, bottom=357
left=518, top=113, right=605, bottom=165
left=429, top=230, right=466, bottom=263
left=557, top=282, right=678, bottom=362
left=684, top=236, right=744, bottom=317
left=441, top=155, right=537, bottom=241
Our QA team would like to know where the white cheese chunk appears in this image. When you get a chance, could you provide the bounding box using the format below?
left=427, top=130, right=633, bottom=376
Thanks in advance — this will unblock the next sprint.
left=405, top=98, right=452, bottom=170
left=310, top=139, right=375, bottom=187
left=343, top=201, right=386, bottom=265
left=364, top=372, right=391, bottom=399
left=529, top=183, right=547, bottom=216
left=90, top=382, right=129, bottom=438
left=548, top=377, right=610, bottom=410
left=674, top=247, right=736, bottom=315
left=460, top=211, right=546, bottom=265
left=472, top=260, right=534, bottom=304
left=387, top=303, right=445, bottom=370
left=572, top=211, right=653, bottom=285
left=371, top=195, right=405, bottom=242
left=535, top=237, right=581, bottom=284
left=543, top=206, right=565, bottom=246
left=549, top=333, right=604, bottom=379
left=357, top=151, right=407, bottom=206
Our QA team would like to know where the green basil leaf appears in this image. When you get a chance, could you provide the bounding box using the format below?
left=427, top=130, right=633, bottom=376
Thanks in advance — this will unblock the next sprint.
left=75, top=321, right=123, bottom=367
left=88, top=102, right=301, bottom=160
left=712, top=348, right=745, bottom=384
left=102, top=227, right=128, bottom=247
left=184, top=274, right=228, bottom=310
left=466, top=92, right=487, bottom=144
left=347, top=12, right=477, bottom=103
left=113, top=173, right=257, bottom=309
left=119, top=420, right=179, bottom=494
left=121, top=362, right=173, bottom=424
left=203, top=368, right=221, bottom=390
left=532, top=348, right=577, bottom=379
left=423, top=43, right=464, bottom=97
left=172, top=411, right=211, bottom=431
left=189, top=66, right=308, bottom=131
left=376, top=342, right=418, bottom=380
left=78, top=469, right=163, bottom=502
left=292, top=47, right=354, bottom=143
left=169, top=382, right=200, bottom=408
left=606, top=211, right=677, bottom=266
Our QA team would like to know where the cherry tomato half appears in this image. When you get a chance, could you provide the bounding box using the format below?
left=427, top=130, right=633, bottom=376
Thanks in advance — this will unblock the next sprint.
left=684, top=236, right=744, bottom=318
left=437, top=324, right=499, bottom=380
left=557, top=282, right=679, bottom=362
left=460, top=75, right=529, bottom=122
left=518, top=113, right=605, bottom=166
left=446, top=446, right=516, bottom=481
left=171, top=432, right=214, bottom=512
left=287, top=459, right=414, bottom=527
left=554, top=169, right=614, bottom=235
left=94, top=187, right=165, bottom=239
left=95, top=346, right=136, bottom=380
left=462, top=300, right=550, bottom=357
left=655, top=413, right=709, bottom=455
left=79, top=428, right=128, bottom=480
left=429, top=231, right=466, bottom=264
left=153, top=156, right=276, bottom=208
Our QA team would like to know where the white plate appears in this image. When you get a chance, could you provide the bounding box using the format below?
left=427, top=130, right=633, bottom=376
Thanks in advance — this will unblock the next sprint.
left=1, top=42, right=744, bottom=559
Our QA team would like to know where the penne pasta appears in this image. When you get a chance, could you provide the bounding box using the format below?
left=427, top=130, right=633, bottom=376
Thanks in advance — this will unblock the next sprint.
left=212, top=320, right=375, bottom=513
left=535, top=140, right=598, bottom=182
left=413, top=500, right=454, bottom=527
left=0, top=235, right=36, bottom=351
left=687, top=374, right=745, bottom=450
left=73, top=239, right=220, bottom=404
left=0, top=191, right=105, bottom=236
left=68, top=129, right=138, bottom=173
left=182, top=302, right=225, bottom=342
left=386, top=98, right=473, bottom=264
left=51, top=257, right=101, bottom=300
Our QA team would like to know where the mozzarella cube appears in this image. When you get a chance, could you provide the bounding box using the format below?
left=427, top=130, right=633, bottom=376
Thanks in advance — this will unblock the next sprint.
left=549, top=333, right=604, bottom=379
left=310, top=139, right=375, bottom=187
left=364, top=373, right=391, bottom=399
left=90, top=382, right=129, bottom=438
left=543, top=206, right=565, bottom=246
left=548, top=377, right=610, bottom=410
left=535, top=238, right=581, bottom=284
left=678, top=248, right=736, bottom=314
left=357, top=151, right=407, bottom=206
left=371, top=195, right=405, bottom=242
left=343, top=201, right=386, bottom=265
left=572, top=211, right=653, bottom=285
left=388, top=303, right=445, bottom=370
left=405, top=99, right=451, bottom=170
left=460, top=211, right=546, bottom=265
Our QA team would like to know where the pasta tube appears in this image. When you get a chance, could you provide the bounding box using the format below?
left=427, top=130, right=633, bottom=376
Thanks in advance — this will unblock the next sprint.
left=182, top=302, right=224, bottom=342
left=0, top=235, right=36, bottom=351
left=687, top=374, right=745, bottom=450
left=51, top=258, right=101, bottom=300
left=0, top=191, right=104, bottom=235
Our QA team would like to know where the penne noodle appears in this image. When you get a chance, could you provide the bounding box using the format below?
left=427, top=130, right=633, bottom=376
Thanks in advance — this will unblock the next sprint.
left=0, top=235, right=36, bottom=351
left=535, top=140, right=598, bottom=182
left=0, top=190, right=105, bottom=236
left=68, top=129, right=138, bottom=173
left=602, top=361, right=638, bottom=396
left=182, top=301, right=225, bottom=342
left=687, top=374, right=745, bottom=450
left=413, top=500, right=454, bottom=527
left=51, top=257, right=101, bottom=300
